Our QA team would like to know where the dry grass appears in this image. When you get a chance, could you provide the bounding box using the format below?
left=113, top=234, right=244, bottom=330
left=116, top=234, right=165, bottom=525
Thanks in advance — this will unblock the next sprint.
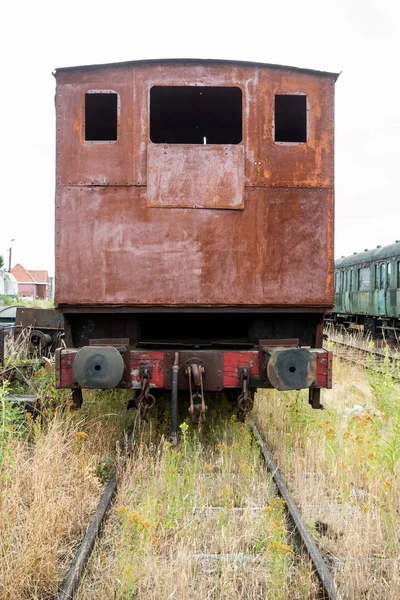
left=0, top=373, right=134, bottom=600
left=2, top=336, right=399, bottom=598
left=254, top=354, right=400, bottom=599
left=76, top=409, right=317, bottom=600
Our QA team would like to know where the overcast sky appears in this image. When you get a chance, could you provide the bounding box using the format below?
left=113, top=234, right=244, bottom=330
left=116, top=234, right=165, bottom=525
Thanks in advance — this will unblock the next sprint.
left=0, top=0, right=399, bottom=275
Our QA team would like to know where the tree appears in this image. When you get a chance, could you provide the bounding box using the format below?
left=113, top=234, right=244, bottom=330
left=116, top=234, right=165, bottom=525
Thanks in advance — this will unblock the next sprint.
left=0, top=255, right=4, bottom=270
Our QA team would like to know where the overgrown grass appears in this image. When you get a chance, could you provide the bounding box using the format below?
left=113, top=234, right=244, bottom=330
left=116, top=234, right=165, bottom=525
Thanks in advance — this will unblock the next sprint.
left=254, top=346, right=400, bottom=599
left=0, top=295, right=54, bottom=308
left=0, top=367, right=135, bottom=600
left=2, top=334, right=399, bottom=598
left=76, top=407, right=316, bottom=600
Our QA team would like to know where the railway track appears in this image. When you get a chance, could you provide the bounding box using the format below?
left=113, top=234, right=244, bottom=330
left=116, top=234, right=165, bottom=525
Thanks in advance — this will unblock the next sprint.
left=329, top=337, right=400, bottom=377
left=55, top=417, right=338, bottom=600
left=0, top=360, right=46, bottom=384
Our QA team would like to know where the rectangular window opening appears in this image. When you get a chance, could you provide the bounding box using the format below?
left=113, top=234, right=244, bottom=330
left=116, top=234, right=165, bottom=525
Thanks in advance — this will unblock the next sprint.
left=358, top=267, right=370, bottom=291
left=150, top=86, right=242, bottom=144
left=85, top=93, right=118, bottom=141
left=274, top=94, right=307, bottom=143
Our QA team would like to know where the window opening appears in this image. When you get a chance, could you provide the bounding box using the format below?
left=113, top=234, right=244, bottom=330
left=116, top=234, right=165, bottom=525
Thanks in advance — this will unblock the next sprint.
left=380, top=263, right=386, bottom=290
left=358, top=267, right=370, bottom=291
left=335, top=271, right=341, bottom=291
left=85, top=93, right=118, bottom=141
left=398, top=262, right=400, bottom=289
left=150, top=86, right=242, bottom=144
left=375, top=265, right=379, bottom=289
left=274, top=94, right=307, bottom=143
left=344, top=269, right=352, bottom=292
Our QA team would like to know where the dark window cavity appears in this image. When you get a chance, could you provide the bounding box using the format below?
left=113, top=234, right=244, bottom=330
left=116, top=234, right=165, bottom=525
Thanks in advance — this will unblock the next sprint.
left=150, top=86, right=242, bottom=144
left=398, top=262, right=400, bottom=288
left=358, top=267, right=370, bottom=291
left=274, top=94, right=307, bottom=143
left=85, top=93, right=118, bottom=141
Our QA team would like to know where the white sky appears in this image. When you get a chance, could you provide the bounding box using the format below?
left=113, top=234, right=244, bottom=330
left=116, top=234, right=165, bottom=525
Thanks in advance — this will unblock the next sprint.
left=0, top=0, right=399, bottom=276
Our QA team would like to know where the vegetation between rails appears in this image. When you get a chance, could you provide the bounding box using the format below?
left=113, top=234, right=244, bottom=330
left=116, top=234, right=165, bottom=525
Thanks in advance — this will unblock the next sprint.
left=1, top=332, right=399, bottom=598
left=76, top=406, right=316, bottom=600
left=254, top=336, right=400, bottom=599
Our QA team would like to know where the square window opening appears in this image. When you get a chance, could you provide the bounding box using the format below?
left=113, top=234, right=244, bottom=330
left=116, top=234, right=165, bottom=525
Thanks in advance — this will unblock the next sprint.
left=85, top=93, right=118, bottom=141
left=150, top=86, right=242, bottom=144
left=274, top=94, right=307, bottom=143
left=358, top=267, right=370, bottom=291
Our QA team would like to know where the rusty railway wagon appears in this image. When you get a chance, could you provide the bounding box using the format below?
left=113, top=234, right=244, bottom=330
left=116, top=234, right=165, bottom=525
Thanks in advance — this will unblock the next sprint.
left=54, top=58, right=337, bottom=441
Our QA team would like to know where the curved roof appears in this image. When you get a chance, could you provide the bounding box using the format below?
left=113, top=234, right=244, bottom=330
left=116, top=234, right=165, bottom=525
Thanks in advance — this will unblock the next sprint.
left=54, top=58, right=340, bottom=80
left=335, top=242, right=400, bottom=269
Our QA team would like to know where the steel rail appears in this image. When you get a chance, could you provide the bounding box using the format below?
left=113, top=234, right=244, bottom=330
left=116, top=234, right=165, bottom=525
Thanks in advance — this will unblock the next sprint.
left=56, top=427, right=136, bottom=600
left=250, top=420, right=338, bottom=600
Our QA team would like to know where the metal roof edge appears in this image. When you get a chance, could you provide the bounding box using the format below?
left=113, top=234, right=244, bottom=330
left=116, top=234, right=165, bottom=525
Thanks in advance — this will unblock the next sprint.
left=53, top=58, right=340, bottom=80
left=335, top=242, right=400, bottom=268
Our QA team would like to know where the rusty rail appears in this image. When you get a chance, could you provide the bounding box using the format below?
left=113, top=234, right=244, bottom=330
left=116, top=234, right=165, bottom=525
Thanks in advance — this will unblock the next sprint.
left=56, top=426, right=136, bottom=600
left=250, top=420, right=338, bottom=600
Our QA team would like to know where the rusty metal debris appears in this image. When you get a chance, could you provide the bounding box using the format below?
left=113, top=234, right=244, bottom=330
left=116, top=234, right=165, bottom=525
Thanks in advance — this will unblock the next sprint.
left=236, top=367, right=254, bottom=421
left=136, top=368, right=156, bottom=422
left=187, top=363, right=207, bottom=424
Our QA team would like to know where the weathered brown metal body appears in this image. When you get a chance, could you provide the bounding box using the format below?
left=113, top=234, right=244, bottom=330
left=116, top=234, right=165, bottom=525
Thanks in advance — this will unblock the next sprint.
left=54, top=59, right=337, bottom=408
left=55, top=59, right=336, bottom=309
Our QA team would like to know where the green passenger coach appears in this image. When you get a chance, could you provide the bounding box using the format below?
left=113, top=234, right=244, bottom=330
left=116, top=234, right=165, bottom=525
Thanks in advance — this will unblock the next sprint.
left=330, top=241, right=400, bottom=338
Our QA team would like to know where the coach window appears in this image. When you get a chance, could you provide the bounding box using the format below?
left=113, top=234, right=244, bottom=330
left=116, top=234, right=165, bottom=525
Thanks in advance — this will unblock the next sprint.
left=150, top=86, right=242, bottom=144
left=335, top=270, right=341, bottom=291
left=398, top=262, right=400, bottom=288
left=274, top=94, right=308, bottom=143
left=380, top=263, right=386, bottom=290
left=358, top=267, right=370, bottom=291
left=344, top=269, right=352, bottom=292
left=85, top=91, right=119, bottom=142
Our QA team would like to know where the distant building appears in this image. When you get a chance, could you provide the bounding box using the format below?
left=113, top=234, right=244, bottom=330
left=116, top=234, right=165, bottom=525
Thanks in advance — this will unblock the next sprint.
left=11, top=264, right=49, bottom=299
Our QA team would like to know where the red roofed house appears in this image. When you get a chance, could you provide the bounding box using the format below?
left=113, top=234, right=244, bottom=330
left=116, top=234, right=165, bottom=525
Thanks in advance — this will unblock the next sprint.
left=11, top=264, right=49, bottom=299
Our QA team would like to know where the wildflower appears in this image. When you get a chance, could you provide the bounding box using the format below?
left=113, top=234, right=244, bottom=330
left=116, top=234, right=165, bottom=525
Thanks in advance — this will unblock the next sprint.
left=179, top=422, right=189, bottom=434
left=270, top=540, right=292, bottom=556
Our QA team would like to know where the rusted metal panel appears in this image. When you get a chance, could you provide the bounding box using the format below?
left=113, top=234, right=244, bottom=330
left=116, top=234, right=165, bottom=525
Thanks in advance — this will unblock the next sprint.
left=55, top=347, right=332, bottom=390
left=163, top=351, right=224, bottom=390
left=147, top=144, right=244, bottom=209
left=130, top=351, right=165, bottom=388
left=56, top=186, right=333, bottom=307
left=55, top=58, right=339, bottom=80
left=132, top=63, right=256, bottom=188
left=314, top=349, right=333, bottom=389
left=223, top=351, right=259, bottom=387
left=15, top=307, right=64, bottom=331
left=55, top=60, right=336, bottom=311
left=56, top=66, right=135, bottom=186
left=248, top=69, right=334, bottom=188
